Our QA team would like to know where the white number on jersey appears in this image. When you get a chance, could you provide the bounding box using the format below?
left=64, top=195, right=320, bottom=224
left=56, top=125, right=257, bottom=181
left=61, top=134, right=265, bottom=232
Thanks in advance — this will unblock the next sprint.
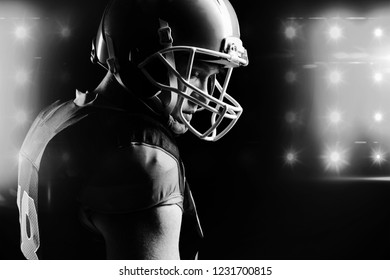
left=17, top=185, right=40, bottom=260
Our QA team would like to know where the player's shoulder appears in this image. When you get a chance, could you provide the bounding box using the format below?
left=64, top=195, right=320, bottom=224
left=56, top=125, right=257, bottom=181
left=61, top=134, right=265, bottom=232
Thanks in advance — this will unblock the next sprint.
left=20, top=98, right=91, bottom=168
left=77, top=118, right=183, bottom=213
left=75, top=89, right=180, bottom=159
left=93, top=111, right=182, bottom=183
left=115, top=112, right=180, bottom=160
left=43, top=93, right=182, bottom=177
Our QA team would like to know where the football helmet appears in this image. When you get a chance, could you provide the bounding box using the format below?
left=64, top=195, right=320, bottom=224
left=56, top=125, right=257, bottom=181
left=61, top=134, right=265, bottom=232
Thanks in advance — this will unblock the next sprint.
left=91, top=0, right=248, bottom=141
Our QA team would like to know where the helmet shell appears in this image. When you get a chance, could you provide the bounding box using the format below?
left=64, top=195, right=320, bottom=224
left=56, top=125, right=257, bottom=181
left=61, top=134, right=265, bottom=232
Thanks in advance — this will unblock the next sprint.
left=94, top=0, right=242, bottom=67
left=91, top=0, right=247, bottom=141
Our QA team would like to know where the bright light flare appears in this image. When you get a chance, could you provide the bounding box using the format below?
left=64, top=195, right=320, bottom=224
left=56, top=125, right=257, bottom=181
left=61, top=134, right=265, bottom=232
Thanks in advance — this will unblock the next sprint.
left=327, top=110, right=342, bottom=125
left=328, top=70, right=343, bottom=85
left=328, top=25, right=343, bottom=41
left=373, top=111, right=384, bottom=123
left=285, top=71, right=297, bottom=83
left=14, top=25, right=28, bottom=39
left=371, top=148, right=386, bottom=166
left=60, top=26, right=71, bottom=38
left=373, top=27, right=384, bottom=38
left=283, top=148, right=300, bottom=167
left=373, top=72, right=384, bottom=83
left=285, top=111, right=297, bottom=124
left=285, top=26, right=297, bottom=40
left=322, top=145, right=349, bottom=173
left=330, top=152, right=340, bottom=162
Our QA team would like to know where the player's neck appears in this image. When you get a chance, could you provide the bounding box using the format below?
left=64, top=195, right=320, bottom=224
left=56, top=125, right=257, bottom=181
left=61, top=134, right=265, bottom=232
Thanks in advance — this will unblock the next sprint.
left=91, top=71, right=149, bottom=113
left=93, top=72, right=126, bottom=96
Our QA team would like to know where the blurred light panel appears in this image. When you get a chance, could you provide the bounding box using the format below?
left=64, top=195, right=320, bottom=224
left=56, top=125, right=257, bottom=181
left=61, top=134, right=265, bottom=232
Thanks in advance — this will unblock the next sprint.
left=0, top=2, right=43, bottom=193
left=281, top=5, right=390, bottom=178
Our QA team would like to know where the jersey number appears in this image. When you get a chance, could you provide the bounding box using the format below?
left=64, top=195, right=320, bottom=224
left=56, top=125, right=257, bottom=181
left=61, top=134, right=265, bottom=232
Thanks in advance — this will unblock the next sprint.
left=17, top=185, right=40, bottom=260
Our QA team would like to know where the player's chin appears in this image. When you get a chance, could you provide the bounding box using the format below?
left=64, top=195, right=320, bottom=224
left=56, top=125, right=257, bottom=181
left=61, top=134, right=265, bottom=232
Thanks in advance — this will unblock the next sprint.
left=177, top=126, right=189, bottom=135
left=182, top=112, right=193, bottom=123
left=173, top=125, right=188, bottom=135
left=168, top=117, right=189, bottom=135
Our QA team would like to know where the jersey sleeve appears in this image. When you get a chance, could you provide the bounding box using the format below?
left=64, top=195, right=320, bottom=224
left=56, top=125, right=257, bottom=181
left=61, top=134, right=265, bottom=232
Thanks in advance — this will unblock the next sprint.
left=78, top=142, right=184, bottom=213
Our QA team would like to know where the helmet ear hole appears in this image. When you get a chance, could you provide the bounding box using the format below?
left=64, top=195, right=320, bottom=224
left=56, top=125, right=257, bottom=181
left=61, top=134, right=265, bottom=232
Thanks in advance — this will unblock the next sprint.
left=118, top=61, right=161, bottom=99
left=141, top=55, right=169, bottom=87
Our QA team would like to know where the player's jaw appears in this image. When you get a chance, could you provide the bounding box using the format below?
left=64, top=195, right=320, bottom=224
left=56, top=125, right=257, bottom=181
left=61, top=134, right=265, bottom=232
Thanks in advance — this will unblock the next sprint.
left=172, top=97, right=197, bottom=125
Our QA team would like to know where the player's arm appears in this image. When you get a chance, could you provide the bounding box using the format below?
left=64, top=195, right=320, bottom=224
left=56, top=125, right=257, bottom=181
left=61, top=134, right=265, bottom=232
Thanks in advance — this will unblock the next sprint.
left=80, top=143, right=184, bottom=259
left=91, top=204, right=182, bottom=259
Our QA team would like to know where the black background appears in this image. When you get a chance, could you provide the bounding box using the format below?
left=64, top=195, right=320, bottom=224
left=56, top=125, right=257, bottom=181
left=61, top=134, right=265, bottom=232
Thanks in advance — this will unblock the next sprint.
left=1, top=0, right=390, bottom=260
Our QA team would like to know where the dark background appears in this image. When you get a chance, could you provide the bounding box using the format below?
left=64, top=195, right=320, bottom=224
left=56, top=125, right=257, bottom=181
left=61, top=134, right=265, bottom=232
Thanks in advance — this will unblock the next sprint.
left=1, top=0, right=390, bottom=260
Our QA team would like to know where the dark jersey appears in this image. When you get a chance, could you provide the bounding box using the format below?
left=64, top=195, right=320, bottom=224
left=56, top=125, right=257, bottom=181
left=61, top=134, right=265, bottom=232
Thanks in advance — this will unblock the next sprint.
left=17, top=90, right=202, bottom=259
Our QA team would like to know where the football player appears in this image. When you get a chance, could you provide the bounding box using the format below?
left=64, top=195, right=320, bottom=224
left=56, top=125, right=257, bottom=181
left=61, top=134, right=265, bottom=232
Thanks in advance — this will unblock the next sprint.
left=17, top=0, right=248, bottom=259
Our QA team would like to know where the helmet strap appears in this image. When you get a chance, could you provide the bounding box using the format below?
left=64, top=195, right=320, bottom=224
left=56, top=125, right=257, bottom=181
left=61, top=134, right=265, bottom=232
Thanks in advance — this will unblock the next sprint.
left=104, top=33, right=119, bottom=74
left=102, top=20, right=180, bottom=125
left=104, top=32, right=168, bottom=119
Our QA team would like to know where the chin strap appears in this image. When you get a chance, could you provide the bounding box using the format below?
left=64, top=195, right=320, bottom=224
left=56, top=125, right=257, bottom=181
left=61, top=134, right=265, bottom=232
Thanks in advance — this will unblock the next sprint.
left=104, top=32, right=168, bottom=120
left=104, top=33, right=119, bottom=75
